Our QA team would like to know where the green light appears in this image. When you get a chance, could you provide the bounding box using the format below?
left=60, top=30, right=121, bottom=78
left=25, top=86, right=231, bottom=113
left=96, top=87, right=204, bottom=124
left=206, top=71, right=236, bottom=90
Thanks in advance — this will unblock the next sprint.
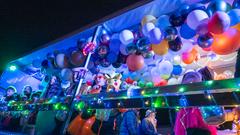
left=175, top=106, right=180, bottom=111
left=9, top=65, right=17, bottom=71
left=155, top=90, right=159, bottom=94
left=61, top=105, right=68, bottom=111
left=76, top=102, right=85, bottom=110
left=87, top=109, right=92, bottom=114
left=141, top=90, right=145, bottom=95
left=235, top=89, right=240, bottom=92
left=179, top=87, right=185, bottom=92
left=153, top=97, right=162, bottom=108
left=53, top=103, right=61, bottom=110
left=206, top=80, right=213, bottom=86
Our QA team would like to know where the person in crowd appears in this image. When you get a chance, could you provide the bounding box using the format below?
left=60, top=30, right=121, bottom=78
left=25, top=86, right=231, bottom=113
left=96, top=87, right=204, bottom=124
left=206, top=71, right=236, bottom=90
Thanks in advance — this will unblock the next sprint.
left=141, top=109, right=158, bottom=135
left=4, top=86, right=18, bottom=102
left=22, top=85, right=33, bottom=100
left=119, top=109, right=140, bottom=135
left=174, top=71, right=217, bottom=135
left=42, top=75, right=62, bottom=99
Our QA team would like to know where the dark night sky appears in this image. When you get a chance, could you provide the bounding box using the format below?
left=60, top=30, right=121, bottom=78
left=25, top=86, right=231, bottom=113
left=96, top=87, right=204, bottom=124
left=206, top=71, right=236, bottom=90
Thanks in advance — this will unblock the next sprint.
left=0, top=0, right=140, bottom=74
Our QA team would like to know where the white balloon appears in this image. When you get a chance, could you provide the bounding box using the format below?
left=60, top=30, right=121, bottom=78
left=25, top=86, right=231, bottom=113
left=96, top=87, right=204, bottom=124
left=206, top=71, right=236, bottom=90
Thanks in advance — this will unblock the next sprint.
left=180, top=39, right=194, bottom=53
left=119, top=30, right=134, bottom=45
left=173, top=55, right=181, bottom=65
left=223, top=70, right=234, bottom=78
left=177, top=76, right=184, bottom=84
left=168, top=78, right=179, bottom=85
left=158, top=60, right=173, bottom=75
left=142, top=22, right=155, bottom=37
left=187, top=10, right=209, bottom=30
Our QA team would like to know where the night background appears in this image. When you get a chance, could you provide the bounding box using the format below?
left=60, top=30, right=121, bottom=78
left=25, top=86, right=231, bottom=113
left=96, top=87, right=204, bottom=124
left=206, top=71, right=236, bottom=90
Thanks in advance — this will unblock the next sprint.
left=0, top=0, right=140, bottom=74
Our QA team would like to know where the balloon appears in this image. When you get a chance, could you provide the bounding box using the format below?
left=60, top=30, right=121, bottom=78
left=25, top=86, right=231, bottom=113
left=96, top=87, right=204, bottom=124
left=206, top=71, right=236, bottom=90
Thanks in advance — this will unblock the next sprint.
left=173, top=55, right=181, bottom=65
left=97, top=45, right=109, bottom=58
left=136, top=38, right=150, bottom=52
left=180, top=23, right=196, bottom=39
left=187, top=10, right=209, bottom=30
left=168, top=37, right=182, bottom=52
left=228, top=9, right=240, bottom=26
left=197, top=33, right=214, bottom=48
left=179, top=39, right=194, bottom=53
left=208, top=11, right=230, bottom=34
left=77, top=39, right=86, bottom=50
left=196, top=19, right=209, bottom=35
left=203, top=46, right=212, bottom=51
left=55, top=53, right=69, bottom=68
left=32, top=59, right=42, bottom=68
left=169, top=12, right=186, bottom=27
left=100, top=34, right=110, bottom=45
left=232, top=23, right=240, bottom=31
left=181, top=52, right=195, bottom=64
left=160, top=74, right=171, bottom=80
left=189, top=3, right=206, bottom=11
left=126, top=43, right=137, bottom=54
left=100, top=59, right=111, bottom=68
left=126, top=54, right=144, bottom=71
left=211, top=28, right=240, bottom=55
left=164, top=26, right=178, bottom=41
left=119, top=43, right=128, bottom=55
left=233, top=0, right=240, bottom=9
left=207, top=0, right=231, bottom=16
left=107, top=52, right=118, bottom=63
left=80, top=116, right=95, bottom=135
left=155, top=15, right=171, bottom=30
left=143, top=51, right=154, bottom=58
left=223, top=70, right=234, bottom=78
left=149, top=27, right=163, bottom=44
left=179, top=4, right=191, bottom=18
left=112, top=62, right=121, bottom=68
left=158, top=60, right=174, bottom=75
left=155, top=79, right=168, bottom=86
left=168, top=78, right=179, bottom=85
left=67, top=115, right=86, bottom=135
left=142, top=22, right=155, bottom=37
left=119, top=30, right=134, bottom=45
left=60, top=68, right=73, bottom=81
left=151, top=40, right=169, bottom=55
left=141, top=15, right=156, bottom=26
left=70, top=51, right=86, bottom=66
left=117, top=53, right=127, bottom=64
left=172, top=65, right=183, bottom=75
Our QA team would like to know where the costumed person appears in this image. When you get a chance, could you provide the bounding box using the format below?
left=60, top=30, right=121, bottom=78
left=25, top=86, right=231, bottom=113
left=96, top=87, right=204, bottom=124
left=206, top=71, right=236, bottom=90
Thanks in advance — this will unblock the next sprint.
left=174, top=71, right=217, bottom=135
left=119, top=109, right=140, bottom=135
left=140, top=109, right=158, bottom=135
left=36, top=75, right=62, bottom=135
left=105, top=73, right=122, bottom=92
left=89, top=73, right=107, bottom=94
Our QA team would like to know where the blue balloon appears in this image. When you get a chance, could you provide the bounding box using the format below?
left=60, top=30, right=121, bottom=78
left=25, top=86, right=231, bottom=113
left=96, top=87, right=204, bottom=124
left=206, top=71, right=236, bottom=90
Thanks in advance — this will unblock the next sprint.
left=109, top=39, right=121, bottom=54
left=233, top=0, right=240, bottom=9
left=180, top=23, right=196, bottom=39
left=228, top=9, right=240, bottom=26
left=172, top=65, right=182, bottom=75
left=107, top=52, right=118, bottom=63
left=155, top=15, right=171, bottom=30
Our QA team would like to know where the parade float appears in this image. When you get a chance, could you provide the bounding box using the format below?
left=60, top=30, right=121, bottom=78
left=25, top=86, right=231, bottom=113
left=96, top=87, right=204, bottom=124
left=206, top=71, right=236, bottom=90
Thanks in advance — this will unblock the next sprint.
left=1, top=0, right=240, bottom=134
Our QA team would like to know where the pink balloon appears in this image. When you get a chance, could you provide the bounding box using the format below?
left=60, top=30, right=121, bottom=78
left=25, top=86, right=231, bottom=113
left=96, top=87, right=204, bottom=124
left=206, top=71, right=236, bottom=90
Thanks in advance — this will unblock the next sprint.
left=208, top=11, right=230, bottom=34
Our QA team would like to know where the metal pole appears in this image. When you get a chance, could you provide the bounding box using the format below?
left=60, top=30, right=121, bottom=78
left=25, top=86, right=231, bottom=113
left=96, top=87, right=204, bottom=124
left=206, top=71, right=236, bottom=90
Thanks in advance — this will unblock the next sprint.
left=62, top=25, right=102, bottom=134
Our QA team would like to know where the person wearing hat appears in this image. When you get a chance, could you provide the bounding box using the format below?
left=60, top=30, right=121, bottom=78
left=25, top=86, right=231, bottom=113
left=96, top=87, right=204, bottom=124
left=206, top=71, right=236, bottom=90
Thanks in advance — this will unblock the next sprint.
left=140, top=109, right=158, bottom=135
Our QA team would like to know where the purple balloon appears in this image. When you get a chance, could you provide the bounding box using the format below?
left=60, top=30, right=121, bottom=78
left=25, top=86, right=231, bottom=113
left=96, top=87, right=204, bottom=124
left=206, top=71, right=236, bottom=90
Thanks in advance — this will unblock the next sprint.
left=149, top=27, right=163, bottom=44
left=196, top=19, right=209, bottom=35
left=100, top=34, right=111, bottom=45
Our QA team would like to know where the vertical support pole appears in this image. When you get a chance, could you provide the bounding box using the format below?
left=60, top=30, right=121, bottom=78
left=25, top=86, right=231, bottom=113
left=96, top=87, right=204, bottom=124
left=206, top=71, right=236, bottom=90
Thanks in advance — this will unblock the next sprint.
left=62, top=25, right=102, bottom=134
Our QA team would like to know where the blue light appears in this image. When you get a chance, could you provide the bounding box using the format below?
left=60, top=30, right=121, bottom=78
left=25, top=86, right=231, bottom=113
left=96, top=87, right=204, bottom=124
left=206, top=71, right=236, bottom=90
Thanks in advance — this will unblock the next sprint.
left=9, top=65, right=17, bottom=71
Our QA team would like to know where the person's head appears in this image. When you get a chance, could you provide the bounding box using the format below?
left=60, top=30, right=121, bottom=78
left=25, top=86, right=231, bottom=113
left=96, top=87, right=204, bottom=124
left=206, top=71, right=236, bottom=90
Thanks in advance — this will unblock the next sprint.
left=31, top=91, right=41, bottom=102
left=198, top=66, right=214, bottom=81
left=6, top=86, right=17, bottom=97
left=50, top=75, right=60, bottom=85
left=145, top=109, right=156, bottom=119
left=182, top=71, right=202, bottom=84
left=23, top=85, right=32, bottom=96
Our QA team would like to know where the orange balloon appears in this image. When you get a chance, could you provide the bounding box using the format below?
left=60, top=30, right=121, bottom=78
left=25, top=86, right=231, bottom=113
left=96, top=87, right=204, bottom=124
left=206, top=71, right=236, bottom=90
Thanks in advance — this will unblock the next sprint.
left=212, top=28, right=240, bottom=55
left=79, top=116, right=96, bottom=135
left=232, top=23, right=240, bottom=31
left=68, top=115, right=86, bottom=135
left=151, top=40, right=169, bottom=55
left=181, top=48, right=197, bottom=64
left=126, top=54, right=144, bottom=71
